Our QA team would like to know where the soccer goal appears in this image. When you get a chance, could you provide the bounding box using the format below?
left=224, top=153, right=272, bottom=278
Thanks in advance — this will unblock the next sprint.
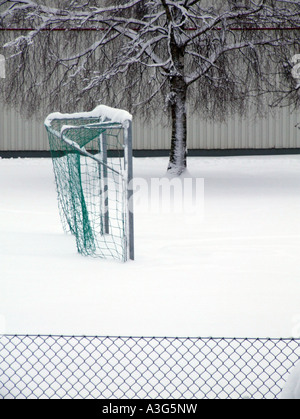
left=45, top=105, right=134, bottom=262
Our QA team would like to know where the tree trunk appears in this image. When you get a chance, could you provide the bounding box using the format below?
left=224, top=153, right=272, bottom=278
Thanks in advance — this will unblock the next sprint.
left=167, top=76, right=188, bottom=176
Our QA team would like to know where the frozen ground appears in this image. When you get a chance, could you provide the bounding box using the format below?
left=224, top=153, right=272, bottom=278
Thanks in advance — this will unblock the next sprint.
left=1, top=155, right=300, bottom=338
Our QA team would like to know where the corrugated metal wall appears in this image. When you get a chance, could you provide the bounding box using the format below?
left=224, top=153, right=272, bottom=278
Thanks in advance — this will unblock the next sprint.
left=0, top=104, right=299, bottom=151
left=0, top=107, right=48, bottom=151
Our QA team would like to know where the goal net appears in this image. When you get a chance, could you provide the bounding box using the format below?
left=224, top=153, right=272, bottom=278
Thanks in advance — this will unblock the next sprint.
left=45, top=105, right=134, bottom=262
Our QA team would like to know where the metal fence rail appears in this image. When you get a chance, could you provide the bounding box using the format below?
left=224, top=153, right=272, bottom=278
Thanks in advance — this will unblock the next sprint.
left=0, top=335, right=299, bottom=399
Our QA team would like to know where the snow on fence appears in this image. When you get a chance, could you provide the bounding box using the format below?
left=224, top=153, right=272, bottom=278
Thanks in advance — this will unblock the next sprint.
left=0, top=335, right=299, bottom=399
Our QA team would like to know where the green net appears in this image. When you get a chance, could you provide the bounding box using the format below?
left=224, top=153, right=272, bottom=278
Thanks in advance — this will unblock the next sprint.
left=45, top=106, right=134, bottom=262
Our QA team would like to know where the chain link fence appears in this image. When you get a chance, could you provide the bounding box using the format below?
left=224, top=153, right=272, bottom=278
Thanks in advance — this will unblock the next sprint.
left=0, top=335, right=299, bottom=399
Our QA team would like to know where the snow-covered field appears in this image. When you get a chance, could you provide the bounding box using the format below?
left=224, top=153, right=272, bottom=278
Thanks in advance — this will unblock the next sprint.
left=1, top=155, right=300, bottom=339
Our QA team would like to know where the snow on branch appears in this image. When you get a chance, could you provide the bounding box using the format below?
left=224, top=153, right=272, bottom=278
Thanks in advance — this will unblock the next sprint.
left=0, top=0, right=299, bottom=121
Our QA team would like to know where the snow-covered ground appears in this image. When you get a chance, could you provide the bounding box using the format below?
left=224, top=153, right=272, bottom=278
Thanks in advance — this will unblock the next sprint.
left=1, top=155, right=300, bottom=338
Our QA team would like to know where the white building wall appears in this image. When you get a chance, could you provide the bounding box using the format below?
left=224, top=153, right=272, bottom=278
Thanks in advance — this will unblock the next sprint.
left=0, top=106, right=48, bottom=151
left=0, top=104, right=299, bottom=151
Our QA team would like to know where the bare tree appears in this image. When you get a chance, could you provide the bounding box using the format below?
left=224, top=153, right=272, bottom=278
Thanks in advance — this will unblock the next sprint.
left=0, top=0, right=300, bottom=175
